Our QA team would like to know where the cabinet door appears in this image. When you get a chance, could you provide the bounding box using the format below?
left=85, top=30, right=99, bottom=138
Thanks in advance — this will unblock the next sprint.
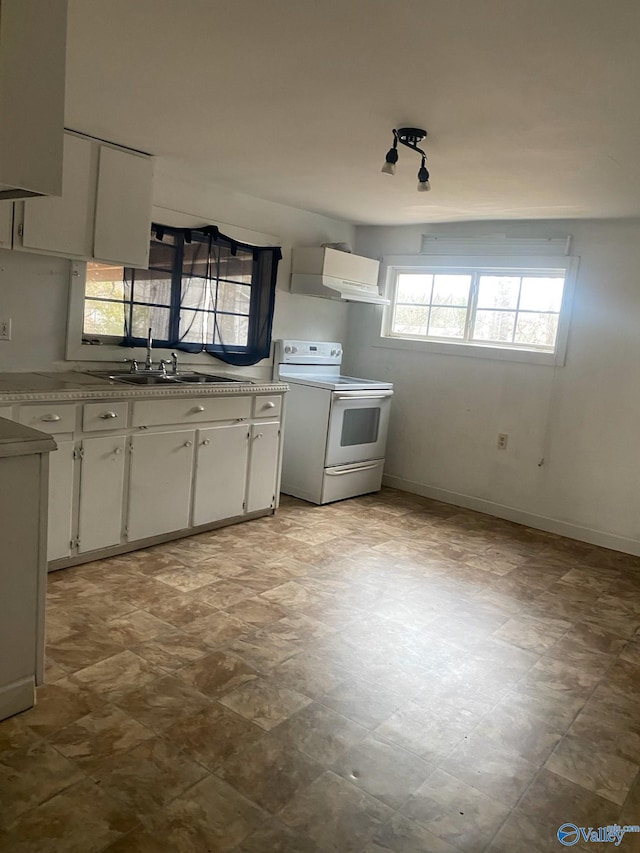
left=193, top=424, right=249, bottom=527
left=127, top=430, right=194, bottom=542
left=0, top=204, right=12, bottom=249
left=78, top=436, right=126, bottom=553
left=21, top=133, right=94, bottom=258
left=47, top=440, right=75, bottom=561
left=246, top=421, right=280, bottom=513
left=93, top=145, right=152, bottom=268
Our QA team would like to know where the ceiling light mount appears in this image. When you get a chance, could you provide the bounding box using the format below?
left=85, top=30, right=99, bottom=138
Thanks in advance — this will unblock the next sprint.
left=381, top=127, right=431, bottom=192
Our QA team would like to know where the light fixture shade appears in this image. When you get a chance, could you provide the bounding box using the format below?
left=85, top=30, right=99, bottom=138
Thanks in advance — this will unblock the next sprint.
left=417, top=179, right=431, bottom=192
left=381, top=161, right=396, bottom=175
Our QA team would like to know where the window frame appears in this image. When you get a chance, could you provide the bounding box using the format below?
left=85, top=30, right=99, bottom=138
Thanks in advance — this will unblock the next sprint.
left=67, top=225, right=280, bottom=366
left=378, top=253, right=579, bottom=366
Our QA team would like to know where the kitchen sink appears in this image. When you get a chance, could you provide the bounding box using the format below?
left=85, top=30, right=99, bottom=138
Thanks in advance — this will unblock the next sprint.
left=85, top=370, right=253, bottom=386
left=172, top=374, right=253, bottom=384
left=113, top=374, right=181, bottom=385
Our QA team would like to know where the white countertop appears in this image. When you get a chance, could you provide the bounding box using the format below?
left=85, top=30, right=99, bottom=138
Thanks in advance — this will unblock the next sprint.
left=0, top=417, right=57, bottom=458
left=0, top=371, right=288, bottom=403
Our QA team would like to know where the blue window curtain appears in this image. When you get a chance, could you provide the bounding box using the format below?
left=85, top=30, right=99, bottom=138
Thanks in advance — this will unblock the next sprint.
left=122, top=224, right=281, bottom=366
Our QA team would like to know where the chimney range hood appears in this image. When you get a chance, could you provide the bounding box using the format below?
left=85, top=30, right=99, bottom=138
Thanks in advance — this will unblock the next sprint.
left=291, top=247, right=389, bottom=305
left=0, top=0, right=67, bottom=200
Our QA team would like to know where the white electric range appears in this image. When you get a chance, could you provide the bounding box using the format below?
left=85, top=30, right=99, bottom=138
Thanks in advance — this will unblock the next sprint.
left=274, top=340, right=393, bottom=504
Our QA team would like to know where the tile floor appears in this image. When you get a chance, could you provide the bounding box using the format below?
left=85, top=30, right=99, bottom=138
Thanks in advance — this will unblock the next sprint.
left=1, top=488, right=640, bottom=852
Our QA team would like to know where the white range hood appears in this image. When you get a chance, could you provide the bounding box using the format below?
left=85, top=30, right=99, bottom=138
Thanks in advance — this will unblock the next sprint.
left=291, top=247, right=389, bottom=305
left=0, top=0, right=67, bottom=200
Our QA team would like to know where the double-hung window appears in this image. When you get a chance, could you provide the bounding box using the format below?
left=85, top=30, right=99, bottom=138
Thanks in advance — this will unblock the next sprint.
left=81, top=224, right=281, bottom=366
left=381, top=242, right=577, bottom=365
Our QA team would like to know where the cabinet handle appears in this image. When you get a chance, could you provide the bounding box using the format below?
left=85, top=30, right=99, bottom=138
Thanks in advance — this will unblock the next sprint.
left=41, top=414, right=61, bottom=422
left=100, top=411, right=118, bottom=419
left=264, top=401, right=276, bottom=409
left=193, top=405, right=205, bottom=413
left=184, top=440, right=193, bottom=447
left=202, top=439, right=210, bottom=446
left=255, top=432, right=263, bottom=439
left=114, top=447, right=122, bottom=455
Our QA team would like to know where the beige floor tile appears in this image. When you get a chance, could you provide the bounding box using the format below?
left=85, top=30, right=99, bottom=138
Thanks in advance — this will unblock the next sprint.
left=0, top=778, right=136, bottom=853
left=400, top=769, right=510, bottom=853
left=182, top=610, right=251, bottom=648
left=275, top=701, right=368, bottom=765
left=332, top=734, right=433, bottom=809
left=70, top=650, right=162, bottom=702
left=48, top=704, right=153, bottom=773
left=165, top=702, right=263, bottom=770
left=217, top=731, right=322, bottom=812
left=129, top=628, right=210, bottom=672
left=545, top=733, right=639, bottom=804
left=90, top=735, right=208, bottom=816
left=219, top=676, right=311, bottom=730
left=279, top=770, right=393, bottom=852
left=143, top=773, right=267, bottom=852
left=113, top=673, right=211, bottom=732
left=0, top=740, right=84, bottom=829
left=366, top=812, right=462, bottom=853
left=176, top=650, right=258, bottom=698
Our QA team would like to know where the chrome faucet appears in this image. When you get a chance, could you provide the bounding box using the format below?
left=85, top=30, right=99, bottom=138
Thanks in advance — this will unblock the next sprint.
left=145, top=327, right=153, bottom=371
left=170, top=352, right=179, bottom=374
left=158, top=359, right=171, bottom=377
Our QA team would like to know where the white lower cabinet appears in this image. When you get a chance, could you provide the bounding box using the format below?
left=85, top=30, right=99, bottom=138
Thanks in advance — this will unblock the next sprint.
left=47, top=440, right=75, bottom=562
left=193, top=424, right=249, bottom=526
left=247, top=421, right=281, bottom=513
left=10, top=390, right=284, bottom=567
left=127, top=430, right=195, bottom=542
left=78, top=436, right=126, bottom=553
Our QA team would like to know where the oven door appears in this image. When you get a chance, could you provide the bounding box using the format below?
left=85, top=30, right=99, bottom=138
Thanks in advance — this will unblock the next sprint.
left=325, top=389, right=393, bottom=467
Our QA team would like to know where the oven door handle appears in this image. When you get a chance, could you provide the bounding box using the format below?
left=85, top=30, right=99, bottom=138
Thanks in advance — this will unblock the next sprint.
left=325, top=461, right=383, bottom=475
left=334, top=391, right=394, bottom=400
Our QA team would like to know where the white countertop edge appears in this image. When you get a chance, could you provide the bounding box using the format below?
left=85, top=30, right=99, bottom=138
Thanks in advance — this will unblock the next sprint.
left=0, top=418, right=57, bottom=458
left=0, top=381, right=289, bottom=404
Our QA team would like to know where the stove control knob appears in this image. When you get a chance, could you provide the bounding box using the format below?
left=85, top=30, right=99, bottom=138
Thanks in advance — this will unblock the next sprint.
left=291, top=345, right=298, bottom=354
left=284, top=345, right=292, bottom=354
left=335, top=348, right=342, bottom=357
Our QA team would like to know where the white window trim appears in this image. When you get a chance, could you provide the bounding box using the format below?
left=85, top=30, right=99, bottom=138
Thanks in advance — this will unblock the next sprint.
left=377, top=253, right=579, bottom=367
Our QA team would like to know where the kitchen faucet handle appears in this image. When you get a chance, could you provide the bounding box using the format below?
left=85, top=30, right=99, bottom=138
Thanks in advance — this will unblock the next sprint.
left=170, top=352, right=179, bottom=373
left=122, top=358, right=139, bottom=373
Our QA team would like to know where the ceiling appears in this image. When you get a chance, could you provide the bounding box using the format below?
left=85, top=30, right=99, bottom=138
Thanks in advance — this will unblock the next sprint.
left=65, top=0, right=640, bottom=225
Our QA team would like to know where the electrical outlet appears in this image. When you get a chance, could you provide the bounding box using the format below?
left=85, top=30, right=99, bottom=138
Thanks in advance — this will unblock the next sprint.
left=497, top=433, right=508, bottom=450
left=0, top=319, right=11, bottom=341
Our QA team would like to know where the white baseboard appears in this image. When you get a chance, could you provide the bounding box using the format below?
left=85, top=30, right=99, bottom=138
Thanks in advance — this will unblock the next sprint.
left=382, top=474, right=640, bottom=557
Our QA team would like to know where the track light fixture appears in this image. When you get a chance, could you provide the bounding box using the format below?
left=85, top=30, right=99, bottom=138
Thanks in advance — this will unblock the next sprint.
left=381, top=127, right=430, bottom=191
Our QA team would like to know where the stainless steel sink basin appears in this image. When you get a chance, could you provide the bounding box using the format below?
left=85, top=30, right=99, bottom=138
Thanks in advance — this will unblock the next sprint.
left=85, top=370, right=252, bottom=386
left=173, top=373, right=253, bottom=384
left=114, top=374, right=181, bottom=385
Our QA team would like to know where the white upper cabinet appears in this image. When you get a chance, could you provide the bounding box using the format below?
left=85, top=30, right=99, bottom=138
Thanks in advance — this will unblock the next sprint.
left=21, top=134, right=95, bottom=257
left=94, top=145, right=153, bottom=268
left=0, top=0, right=67, bottom=200
left=15, top=132, right=153, bottom=268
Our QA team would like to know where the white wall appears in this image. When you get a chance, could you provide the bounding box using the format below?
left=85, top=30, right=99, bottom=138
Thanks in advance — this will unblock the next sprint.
left=348, top=218, right=640, bottom=555
left=0, top=162, right=353, bottom=375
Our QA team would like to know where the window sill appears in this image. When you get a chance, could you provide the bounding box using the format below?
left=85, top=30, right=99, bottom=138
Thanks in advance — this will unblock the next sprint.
left=375, top=335, right=564, bottom=366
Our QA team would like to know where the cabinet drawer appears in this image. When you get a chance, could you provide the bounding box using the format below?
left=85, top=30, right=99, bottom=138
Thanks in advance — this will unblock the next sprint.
left=18, top=404, right=76, bottom=434
left=132, top=396, right=251, bottom=427
left=253, top=395, right=282, bottom=419
left=0, top=405, right=13, bottom=421
left=83, top=401, right=129, bottom=432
